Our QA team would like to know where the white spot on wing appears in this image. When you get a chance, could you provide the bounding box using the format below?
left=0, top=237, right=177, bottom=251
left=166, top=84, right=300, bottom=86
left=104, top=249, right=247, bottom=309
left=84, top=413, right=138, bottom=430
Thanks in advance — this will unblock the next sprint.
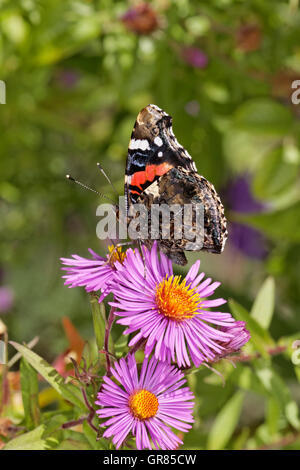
left=158, top=151, right=163, bottom=157
left=144, top=180, right=160, bottom=198
left=154, top=136, right=163, bottom=147
left=129, top=139, right=150, bottom=151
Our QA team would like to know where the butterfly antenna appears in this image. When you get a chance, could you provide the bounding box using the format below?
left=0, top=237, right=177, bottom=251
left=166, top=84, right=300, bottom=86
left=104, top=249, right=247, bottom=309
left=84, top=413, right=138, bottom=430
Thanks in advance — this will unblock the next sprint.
left=97, top=162, right=119, bottom=197
left=66, top=174, right=117, bottom=206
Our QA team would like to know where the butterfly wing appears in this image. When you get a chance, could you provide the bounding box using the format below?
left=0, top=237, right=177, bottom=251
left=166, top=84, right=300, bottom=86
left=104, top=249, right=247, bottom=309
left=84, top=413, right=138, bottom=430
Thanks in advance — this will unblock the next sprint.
left=124, top=104, right=228, bottom=258
left=125, top=104, right=197, bottom=213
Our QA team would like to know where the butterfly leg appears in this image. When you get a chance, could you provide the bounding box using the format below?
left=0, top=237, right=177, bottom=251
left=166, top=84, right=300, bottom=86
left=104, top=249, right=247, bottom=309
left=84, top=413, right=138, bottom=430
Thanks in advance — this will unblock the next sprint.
left=137, top=239, right=147, bottom=280
left=105, top=240, right=135, bottom=266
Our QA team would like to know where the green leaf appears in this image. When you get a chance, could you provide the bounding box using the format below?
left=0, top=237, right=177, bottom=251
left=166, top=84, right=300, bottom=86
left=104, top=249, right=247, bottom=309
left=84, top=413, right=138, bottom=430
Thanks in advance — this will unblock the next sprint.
left=233, top=366, right=268, bottom=396
left=3, top=425, right=48, bottom=450
left=233, top=98, right=293, bottom=135
left=207, top=391, right=245, bottom=450
left=240, top=201, right=300, bottom=242
left=42, top=412, right=74, bottom=435
left=232, top=427, right=250, bottom=450
left=114, top=333, right=128, bottom=358
left=10, top=341, right=85, bottom=412
left=90, top=295, right=106, bottom=354
left=223, top=129, right=279, bottom=173
left=255, top=366, right=300, bottom=430
left=266, top=397, right=281, bottom=436
left=250, top=277, right=275, bottom=330
left=82, top=421, right=108, bottom=450
left=56, top=438, right=91, bottom=450
left=229, top=299, right=273, bottom=357
left=253, top=148, right=299, bottom=201
left=20, top=357, right=40, bottom=429
left=285, top=401, right=300, bottom=430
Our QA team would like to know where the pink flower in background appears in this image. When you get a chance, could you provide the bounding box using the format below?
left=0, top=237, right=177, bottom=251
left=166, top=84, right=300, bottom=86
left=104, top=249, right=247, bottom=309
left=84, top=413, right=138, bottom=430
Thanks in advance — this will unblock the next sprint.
left=96, top=354, right=194, bottom=450
left=182, top=47, right=208, bottom=68
left=109, top=243, right=250, bottom=367
left=0, top=287, right=14, bottom=313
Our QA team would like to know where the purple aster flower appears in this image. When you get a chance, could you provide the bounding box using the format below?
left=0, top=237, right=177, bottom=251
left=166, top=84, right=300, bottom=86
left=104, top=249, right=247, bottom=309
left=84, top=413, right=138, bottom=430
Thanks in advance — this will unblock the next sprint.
left=109, top=243, right=250, bottom=367
left=96, top=354, right=194, bottom=450
left=182, top=47, right=208, bottom=68
left=60, top=245, right=127, bottom=301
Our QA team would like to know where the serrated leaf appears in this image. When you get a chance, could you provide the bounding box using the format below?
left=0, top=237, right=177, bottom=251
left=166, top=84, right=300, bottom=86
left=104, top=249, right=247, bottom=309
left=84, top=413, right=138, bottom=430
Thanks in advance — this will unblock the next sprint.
left=251, top=277, right=275, bottom=330
left=3, top=425, right=48, bottom=450
left=207, top=391, right=245, bottom=450
left=10, top=342, right=85, bottom=412
left=20, top=357, right=40, bottom=429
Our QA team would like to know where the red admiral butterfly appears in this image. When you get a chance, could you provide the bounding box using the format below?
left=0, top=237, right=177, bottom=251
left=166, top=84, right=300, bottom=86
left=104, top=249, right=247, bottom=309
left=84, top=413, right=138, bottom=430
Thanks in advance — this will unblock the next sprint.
left=124, top=104, right=228, bottom=265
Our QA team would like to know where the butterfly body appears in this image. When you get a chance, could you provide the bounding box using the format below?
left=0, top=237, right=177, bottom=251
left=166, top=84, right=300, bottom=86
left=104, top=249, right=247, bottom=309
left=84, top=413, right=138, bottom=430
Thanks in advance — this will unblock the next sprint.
left=124, top=104, right=227, bottom=266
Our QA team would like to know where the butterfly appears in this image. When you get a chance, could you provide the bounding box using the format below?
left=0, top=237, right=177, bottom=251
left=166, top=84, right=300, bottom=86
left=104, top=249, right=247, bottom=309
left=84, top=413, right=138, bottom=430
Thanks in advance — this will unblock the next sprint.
left=124, top=104, right=228, bottom=266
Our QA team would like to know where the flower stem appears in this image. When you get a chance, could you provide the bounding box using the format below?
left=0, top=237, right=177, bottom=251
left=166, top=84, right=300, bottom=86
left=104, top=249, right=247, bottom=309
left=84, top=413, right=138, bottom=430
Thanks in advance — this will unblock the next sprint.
left=230, top=345, right=286, bottom=363
left=104, top=307, right=115, bottom=376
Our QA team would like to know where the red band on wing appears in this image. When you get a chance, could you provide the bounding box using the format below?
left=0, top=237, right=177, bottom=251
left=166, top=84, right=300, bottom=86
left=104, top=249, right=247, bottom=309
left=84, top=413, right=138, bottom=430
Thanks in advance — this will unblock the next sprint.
left=130, top=162, right=173, bottom=191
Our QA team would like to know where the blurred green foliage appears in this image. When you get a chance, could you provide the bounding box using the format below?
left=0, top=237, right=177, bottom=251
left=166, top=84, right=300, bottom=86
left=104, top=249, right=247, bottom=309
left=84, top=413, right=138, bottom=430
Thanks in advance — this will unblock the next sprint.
left=1, top=0, right=300, bottom=450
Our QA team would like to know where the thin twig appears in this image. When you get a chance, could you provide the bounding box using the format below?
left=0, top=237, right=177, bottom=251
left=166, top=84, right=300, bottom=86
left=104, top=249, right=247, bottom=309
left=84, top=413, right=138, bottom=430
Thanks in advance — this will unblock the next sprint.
left=81, top=387, right=94, bottom=413
left=258, top=432, right=300, bottom=450
left=104, top=307, right=115, bottom=376
left=230, top=345, right=287, bottom=363
left=62, top=417, right=86, bottom=429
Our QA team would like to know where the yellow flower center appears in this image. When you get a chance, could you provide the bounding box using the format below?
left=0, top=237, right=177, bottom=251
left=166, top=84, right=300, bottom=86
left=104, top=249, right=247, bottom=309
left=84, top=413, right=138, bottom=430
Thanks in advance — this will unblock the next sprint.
left=155, top=275, right=201, bottom=321
left=108, top=245, right=126, bottom=267
left=129, top=389, right=159, bottom=420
